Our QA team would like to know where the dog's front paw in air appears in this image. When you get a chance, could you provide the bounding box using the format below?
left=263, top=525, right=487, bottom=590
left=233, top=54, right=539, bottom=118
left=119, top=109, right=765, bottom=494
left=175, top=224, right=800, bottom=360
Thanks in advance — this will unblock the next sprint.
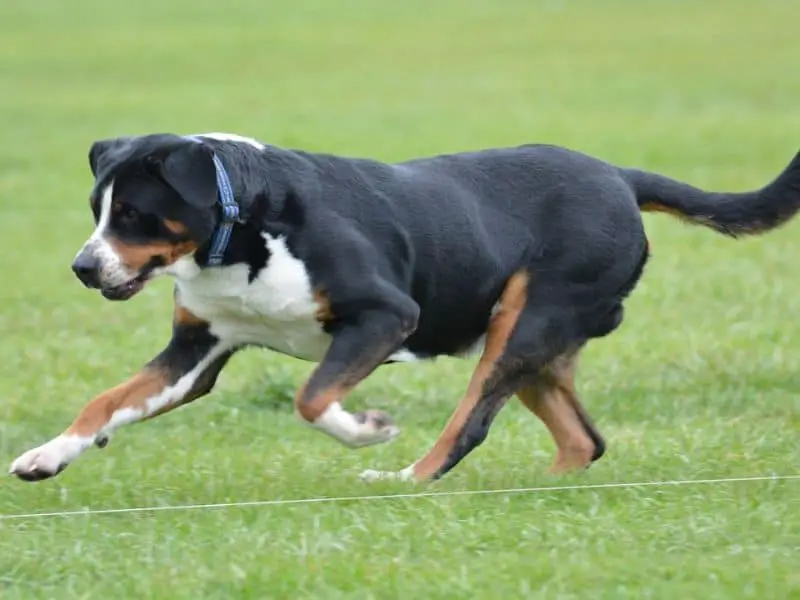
left=311, top=402, right=401, bottom=448
left=352, top=409, right=400, bottom=446
left=9, top=435, right=89, bottom=482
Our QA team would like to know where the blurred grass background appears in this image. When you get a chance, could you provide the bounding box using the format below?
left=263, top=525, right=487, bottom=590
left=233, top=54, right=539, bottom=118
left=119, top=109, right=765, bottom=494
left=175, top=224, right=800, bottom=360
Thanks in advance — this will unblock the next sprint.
left=0, top=0, right=799, bottom=598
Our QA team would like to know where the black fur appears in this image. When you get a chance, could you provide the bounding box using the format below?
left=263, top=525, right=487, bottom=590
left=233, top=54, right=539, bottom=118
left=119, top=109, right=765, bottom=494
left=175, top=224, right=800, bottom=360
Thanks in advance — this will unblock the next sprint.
left=177, top=139, right=800, bottom=360
left=623, top=151, right=800, bottom=236
left=83, top=134, right=800, bottom=480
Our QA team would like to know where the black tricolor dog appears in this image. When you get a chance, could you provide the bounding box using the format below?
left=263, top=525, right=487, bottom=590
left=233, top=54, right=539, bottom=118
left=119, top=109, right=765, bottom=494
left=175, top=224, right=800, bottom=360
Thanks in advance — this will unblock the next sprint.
left=10, top=133, right=800, bottom=483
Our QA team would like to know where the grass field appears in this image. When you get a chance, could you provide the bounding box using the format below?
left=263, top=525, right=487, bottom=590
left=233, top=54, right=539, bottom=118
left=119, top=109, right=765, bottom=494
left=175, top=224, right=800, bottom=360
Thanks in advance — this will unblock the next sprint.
left=1, top=0, right=800, bottom=597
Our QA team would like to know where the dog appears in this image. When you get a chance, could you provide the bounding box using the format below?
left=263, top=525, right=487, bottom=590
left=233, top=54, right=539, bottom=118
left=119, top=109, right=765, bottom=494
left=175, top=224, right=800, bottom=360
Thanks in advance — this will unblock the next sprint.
left=9, top=133, right=800, bottom=483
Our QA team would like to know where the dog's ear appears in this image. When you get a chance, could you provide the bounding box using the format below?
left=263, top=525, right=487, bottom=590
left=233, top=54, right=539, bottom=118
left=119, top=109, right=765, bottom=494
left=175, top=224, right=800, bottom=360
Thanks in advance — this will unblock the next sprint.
left=147, top=143, right=218, bottom=209
left=88, top=137, right=133, bottom=177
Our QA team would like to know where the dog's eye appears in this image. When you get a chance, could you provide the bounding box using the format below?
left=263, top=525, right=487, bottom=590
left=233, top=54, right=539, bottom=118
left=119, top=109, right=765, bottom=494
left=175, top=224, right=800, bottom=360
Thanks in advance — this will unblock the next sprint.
left=121, top=206, right=139, bottom=224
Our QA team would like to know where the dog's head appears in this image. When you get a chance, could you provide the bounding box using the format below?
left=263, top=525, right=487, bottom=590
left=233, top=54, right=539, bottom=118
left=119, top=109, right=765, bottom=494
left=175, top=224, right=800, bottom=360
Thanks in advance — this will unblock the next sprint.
left=72, top=134, right=220, bottom=300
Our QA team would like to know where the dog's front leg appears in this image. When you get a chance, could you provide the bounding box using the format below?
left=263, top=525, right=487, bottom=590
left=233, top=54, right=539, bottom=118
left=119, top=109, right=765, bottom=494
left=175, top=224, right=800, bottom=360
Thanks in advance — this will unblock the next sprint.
left=9, top=308, right=235, bottom=482
left=295, top=307, right=417, bottom=448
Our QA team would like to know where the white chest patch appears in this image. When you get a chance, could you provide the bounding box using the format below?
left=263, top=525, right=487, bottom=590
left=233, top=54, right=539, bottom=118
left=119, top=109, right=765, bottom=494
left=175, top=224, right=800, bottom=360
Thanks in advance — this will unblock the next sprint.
left=172, top=234, right=420, bottom=363
left=174, top=234, right=331, bottom=361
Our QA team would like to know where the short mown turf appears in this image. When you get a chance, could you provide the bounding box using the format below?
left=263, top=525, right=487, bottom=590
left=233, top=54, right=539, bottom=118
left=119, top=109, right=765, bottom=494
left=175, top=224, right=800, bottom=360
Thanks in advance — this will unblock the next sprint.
left=1, top=0, right=799, bottom=597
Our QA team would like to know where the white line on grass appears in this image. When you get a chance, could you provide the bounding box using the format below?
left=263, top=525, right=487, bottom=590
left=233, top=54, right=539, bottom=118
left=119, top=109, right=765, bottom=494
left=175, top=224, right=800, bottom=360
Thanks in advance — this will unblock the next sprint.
left=1, top=474, right=797, bottom=521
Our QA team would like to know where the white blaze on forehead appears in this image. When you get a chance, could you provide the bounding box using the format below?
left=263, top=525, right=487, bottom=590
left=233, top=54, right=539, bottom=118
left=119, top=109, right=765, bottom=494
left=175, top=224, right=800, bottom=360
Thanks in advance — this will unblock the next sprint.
left=193, top=132, right=265, bottom=149
left=90, top=180, right=114, bottom=240
left=77, top=180, right=135, bottom=287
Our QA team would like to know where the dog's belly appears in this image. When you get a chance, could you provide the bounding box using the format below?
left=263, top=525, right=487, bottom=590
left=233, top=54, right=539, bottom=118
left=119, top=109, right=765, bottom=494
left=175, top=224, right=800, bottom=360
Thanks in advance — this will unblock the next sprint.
left=209, top=311, right=332, bottom=361
left=181, top=292, right=422, bottom=363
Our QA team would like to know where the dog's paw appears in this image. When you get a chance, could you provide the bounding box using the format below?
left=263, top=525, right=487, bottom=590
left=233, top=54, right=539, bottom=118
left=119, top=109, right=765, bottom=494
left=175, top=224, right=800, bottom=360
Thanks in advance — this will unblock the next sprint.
left=359, top=464, right=417, bottom=483
left=351, top=409, right=400, bottom=447
left=9, top=436, right=88, bottom=482
left=311, top=403, right=401, bottom=449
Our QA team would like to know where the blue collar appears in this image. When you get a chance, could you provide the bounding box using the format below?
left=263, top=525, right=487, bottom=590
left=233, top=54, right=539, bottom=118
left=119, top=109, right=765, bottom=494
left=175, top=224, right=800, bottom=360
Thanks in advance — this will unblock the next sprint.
left=184, top=136, right=240, bottom=266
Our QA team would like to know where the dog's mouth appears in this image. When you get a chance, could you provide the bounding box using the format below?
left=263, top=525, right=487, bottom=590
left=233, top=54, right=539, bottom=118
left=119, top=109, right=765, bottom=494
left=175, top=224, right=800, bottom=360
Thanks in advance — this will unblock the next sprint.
left=100, top=271, right=151, bottom=301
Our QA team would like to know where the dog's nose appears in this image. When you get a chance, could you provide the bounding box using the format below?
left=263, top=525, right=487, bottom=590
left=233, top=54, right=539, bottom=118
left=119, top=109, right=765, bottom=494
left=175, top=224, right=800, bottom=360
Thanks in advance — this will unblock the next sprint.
left=72, top=252, right=100, bottom=289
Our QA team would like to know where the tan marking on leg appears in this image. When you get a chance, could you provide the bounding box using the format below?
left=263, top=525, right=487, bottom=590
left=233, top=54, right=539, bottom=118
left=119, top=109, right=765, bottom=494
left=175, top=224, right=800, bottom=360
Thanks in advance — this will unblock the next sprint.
left=313, top=289, right=335, bottom=324
left=295, top=379, right=400, bottom=447
left=295, top=308, right=416, bottom=447
left=517, top=351, right=597, bottom=473
left=295, top=321, right=404, bottom=423
left=174, top=303, right=205, bottom=327
left=411, top=270, right=529, bottom=480
left=294, top=381, right=349, bottom=422
left=65, top=368, right=170, bottom=437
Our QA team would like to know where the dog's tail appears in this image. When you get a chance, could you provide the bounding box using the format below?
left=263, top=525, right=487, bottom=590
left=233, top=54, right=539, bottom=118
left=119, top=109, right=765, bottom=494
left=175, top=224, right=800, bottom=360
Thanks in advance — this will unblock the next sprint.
left=620, top=151, right=800, bottom=237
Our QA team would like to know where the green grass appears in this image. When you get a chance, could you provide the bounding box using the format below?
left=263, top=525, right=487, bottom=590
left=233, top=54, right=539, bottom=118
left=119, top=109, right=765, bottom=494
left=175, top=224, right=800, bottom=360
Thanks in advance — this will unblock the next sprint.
left=1, top=0, right=800, bottom=597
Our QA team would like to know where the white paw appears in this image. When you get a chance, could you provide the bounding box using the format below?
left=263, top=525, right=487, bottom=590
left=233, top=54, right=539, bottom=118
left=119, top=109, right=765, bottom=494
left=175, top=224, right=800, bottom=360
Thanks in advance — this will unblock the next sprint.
left=9, top=435, right=90, bottom=482
left=312, top=403, right=401, bottom=449
left=350, top=410, right=400, bottom=447
left=359, top=465, right=416, bottom=483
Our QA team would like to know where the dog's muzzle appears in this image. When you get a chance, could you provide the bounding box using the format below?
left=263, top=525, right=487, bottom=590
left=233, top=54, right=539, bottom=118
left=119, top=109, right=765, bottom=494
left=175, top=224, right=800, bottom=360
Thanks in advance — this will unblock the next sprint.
left=72, top=249, right=101, bottom=289
left=71, top=241, right=148, bottom=301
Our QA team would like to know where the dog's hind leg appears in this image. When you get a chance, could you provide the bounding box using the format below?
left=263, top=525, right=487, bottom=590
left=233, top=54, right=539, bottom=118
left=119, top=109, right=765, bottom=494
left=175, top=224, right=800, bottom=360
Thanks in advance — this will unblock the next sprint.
left=516, top=349, right=606, bottom=473
left=362, top=270, right=586, bottom=483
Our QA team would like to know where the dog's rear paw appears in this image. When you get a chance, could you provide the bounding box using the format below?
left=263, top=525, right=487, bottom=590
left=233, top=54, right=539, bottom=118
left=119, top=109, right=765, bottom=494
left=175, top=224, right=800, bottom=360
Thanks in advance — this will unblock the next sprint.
left=360, top=464, right=417, bottom=483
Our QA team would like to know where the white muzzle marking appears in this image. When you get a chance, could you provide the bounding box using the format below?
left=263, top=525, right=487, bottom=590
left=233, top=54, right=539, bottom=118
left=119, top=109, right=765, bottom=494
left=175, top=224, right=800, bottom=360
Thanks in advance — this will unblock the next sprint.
left=76, top=181, right=136, bottom=288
